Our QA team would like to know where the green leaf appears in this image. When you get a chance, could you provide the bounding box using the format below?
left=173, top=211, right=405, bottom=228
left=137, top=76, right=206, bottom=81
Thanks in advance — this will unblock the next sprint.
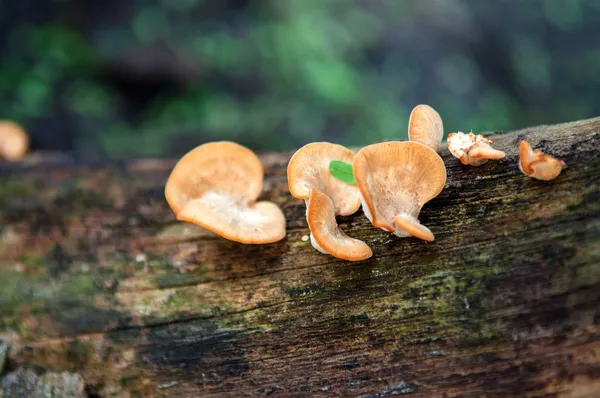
left=329, top=160, right=356, bottom=185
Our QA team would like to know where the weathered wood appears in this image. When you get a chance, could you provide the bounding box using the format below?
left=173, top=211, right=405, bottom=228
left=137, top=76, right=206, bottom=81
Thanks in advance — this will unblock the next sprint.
left=1, top=117, right=599, bottom=397
left=0, top=368, right=85, bottom=398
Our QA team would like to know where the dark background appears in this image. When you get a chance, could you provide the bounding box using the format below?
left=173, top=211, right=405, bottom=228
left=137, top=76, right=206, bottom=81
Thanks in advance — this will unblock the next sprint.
left=1, top=0, right=599, bottom=159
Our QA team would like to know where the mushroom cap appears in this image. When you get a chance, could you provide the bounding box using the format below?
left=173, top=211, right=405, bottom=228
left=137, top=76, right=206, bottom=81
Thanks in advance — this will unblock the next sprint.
left=354, top=141, right=446, bottom=232
left=519, top=140, right=565, bottom=181
left=0, top=121, right=29, bottom=162
left=306, top=188, right=372, bottom=261
left=165, top=141, right=286, bottom=244
left=166, top=141, right=263, bottom=214
left=408, top=104, right=443, bottom=152
left=287, top=142, right=360, bottom=216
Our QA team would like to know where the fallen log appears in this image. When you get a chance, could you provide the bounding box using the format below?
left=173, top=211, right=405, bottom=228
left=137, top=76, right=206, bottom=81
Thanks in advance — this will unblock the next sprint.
left=0, top=117, right=599, bottom=397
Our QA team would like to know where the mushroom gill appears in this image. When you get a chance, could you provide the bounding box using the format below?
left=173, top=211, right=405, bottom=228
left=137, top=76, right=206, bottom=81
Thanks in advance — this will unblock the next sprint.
left=354, top=141, right=446, bottom=241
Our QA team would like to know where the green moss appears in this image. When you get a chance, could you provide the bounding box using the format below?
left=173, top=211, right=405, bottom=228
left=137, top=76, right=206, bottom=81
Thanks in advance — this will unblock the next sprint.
left=65, top=339, right=94, bottom=368
left=0, top=179, right=36, bottom=199
left=345, top=314, right=369, bottom=325
left=160, top=289, right=197, bottom=310
left=455, top=322, right=505, bottom=348
left=153, top=268, right=209, bottom=289
left=0, top=258, right=123, bottom=337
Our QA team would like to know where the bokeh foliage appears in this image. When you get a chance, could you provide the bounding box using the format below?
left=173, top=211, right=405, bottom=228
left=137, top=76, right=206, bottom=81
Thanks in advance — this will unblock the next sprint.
left=1, top=0, right=599, bottom=157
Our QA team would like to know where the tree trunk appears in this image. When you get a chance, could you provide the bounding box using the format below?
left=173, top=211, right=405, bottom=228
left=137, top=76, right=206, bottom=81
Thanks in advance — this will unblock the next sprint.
left=1, top=117, right=599, bottom=397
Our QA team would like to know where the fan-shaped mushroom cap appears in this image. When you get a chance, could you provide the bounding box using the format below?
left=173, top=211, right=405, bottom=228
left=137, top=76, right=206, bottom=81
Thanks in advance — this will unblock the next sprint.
left=287, top=142, right=360, bottom=216
left=519, top=140, right=565, bottom=181
left=447, top=131, right=505, bottom=166
left=408, top=104, right=443, bottom=152
left=354, top=141, right=446, bottom=241
left=307, top=188, right=372, bottom=261
left=0, top=121, right=29, bottom=162
left=165, top=141, right=286, bottom=244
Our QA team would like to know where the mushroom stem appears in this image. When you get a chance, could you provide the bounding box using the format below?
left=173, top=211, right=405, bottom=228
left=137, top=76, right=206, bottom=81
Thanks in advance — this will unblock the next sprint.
left=358, top=191, right=373, bottom=223
left=393, top=214, right=435, bottom=242
left=309, top=233, right=328, bottom=254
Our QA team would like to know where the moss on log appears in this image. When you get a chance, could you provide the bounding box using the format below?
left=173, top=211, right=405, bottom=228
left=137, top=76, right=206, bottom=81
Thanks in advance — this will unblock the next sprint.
left=1, top=117, right=599, bottom=397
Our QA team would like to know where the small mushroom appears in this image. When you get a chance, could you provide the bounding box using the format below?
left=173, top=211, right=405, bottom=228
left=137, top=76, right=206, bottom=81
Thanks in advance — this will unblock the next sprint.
left=408, top=104, right=443, bottom=152
left=354, top=141, right=446, bottom=241
left=447, top=131, right=505, bottom=166
left=0, top=121, right=29, bottom=162
left=519, top=140, right=565, bottom=181
left=165, top=141, right=286, bottom=244
left=307, top=188, right=372, bottom=261
left=288, top=142, right=360, bottom=216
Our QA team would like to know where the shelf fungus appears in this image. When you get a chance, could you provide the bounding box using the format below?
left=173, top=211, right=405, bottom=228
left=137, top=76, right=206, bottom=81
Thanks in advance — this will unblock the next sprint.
left=447, top=131, right=505, bottom=166
left=0, top=120, right=29, bottom=162
left=519, top=140, right=566, bottom=181
left=354, top=141, right=446, bottom=242
left=165, top=141, right=286, bottom=244
left=408, top=104, right=444, bottom=152
left=306, top=188, right=372, bottom=261
left=288, top=142, right=371, bottom=260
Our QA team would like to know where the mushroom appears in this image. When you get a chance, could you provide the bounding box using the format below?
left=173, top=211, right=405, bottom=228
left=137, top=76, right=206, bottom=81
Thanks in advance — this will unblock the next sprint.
left=519, top=140, right=565, bottom=181
left=165, top=141, right=286, bottom=244
left=0, top=121, right=29, bottom=162
left=288, top=142, right=371, bottom=259
left=447, top=131, right=505, bottom=166
left=288, top=142, right=360, bottom=216
left=354, top=141, right=446, bottom=241
left=307, top=188, right=372, bottom=261
left=408, top=104, right=443, bottom=152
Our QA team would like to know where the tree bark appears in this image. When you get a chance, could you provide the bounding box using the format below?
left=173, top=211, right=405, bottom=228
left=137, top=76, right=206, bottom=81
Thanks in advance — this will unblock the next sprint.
left=1, top=117, right=599, bottom=397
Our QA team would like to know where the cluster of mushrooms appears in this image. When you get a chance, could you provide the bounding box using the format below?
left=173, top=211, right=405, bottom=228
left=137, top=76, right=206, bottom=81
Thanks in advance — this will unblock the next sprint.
left=165, top=104, right=566, bottom=261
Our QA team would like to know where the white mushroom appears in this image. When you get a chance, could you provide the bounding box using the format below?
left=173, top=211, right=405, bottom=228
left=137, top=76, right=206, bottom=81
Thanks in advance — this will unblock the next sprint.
left=447, top=131, right=505, bottom=166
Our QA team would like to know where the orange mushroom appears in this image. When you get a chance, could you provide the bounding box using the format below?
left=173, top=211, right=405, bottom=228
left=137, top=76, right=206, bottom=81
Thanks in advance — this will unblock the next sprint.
left=408, top=104, right=443, bottom=152
left=447, top=131, right=505, bottom=166
left=288, top=142, right=371, bottom=259
left=354, top=141, right=446, bottom=241
left=307, top=188, right=372, bottom=261
left=519, top=140, right=565, bottom=181
left=0, top=121, right=29, bottom=162
left=165, top=141, right=286, bottom=244
left=287, top=142, right=360, bottom=216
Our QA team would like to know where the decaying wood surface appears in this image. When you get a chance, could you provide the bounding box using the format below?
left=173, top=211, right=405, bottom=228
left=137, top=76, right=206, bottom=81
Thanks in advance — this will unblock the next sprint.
left=0, top=117, right=599, bottom=397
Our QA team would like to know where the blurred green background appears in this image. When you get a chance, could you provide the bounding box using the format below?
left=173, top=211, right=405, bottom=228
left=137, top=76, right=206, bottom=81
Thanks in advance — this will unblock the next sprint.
left=1, top=0, right=599, bottom=158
